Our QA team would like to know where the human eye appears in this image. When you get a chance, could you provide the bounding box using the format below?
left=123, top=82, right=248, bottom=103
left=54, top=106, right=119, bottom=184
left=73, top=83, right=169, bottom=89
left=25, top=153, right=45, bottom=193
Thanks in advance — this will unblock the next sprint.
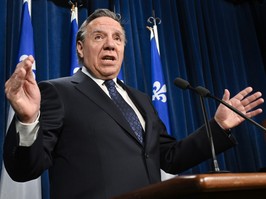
left=114, top=34, right=122, bottom=43
left=94, top=34, right=104, bottom=41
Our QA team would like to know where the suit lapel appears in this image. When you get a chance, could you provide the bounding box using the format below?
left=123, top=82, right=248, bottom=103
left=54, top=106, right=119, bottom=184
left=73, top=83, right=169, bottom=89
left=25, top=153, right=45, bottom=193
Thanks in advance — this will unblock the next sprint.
left=117, top=79, right=154, bottom=147
left=71, top=71, right=144, bottom=146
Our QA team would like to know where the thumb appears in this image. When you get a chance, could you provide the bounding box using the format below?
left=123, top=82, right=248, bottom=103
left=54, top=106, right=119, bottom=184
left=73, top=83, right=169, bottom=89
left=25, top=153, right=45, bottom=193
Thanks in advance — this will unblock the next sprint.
left=222, top=89, right=230, bottom=102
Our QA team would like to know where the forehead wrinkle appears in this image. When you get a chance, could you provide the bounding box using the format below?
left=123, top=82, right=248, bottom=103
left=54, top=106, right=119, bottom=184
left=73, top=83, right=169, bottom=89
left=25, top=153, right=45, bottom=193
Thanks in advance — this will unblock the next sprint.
left=87, top=17, right=126, bottom=43
left=90, top=28, right=124, bottom=36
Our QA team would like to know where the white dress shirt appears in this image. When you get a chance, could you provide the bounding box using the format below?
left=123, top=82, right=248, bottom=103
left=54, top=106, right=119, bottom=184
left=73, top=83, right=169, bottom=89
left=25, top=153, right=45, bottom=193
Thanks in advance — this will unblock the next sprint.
left=16, top=67, right=145, bottom=146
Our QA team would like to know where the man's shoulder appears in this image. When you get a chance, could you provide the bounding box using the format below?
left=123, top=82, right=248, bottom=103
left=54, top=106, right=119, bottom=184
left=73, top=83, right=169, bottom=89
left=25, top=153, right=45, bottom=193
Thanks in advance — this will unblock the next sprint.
left=38, top=70, right=85, bottom=86
left=40, top=76, right=72, bottom=84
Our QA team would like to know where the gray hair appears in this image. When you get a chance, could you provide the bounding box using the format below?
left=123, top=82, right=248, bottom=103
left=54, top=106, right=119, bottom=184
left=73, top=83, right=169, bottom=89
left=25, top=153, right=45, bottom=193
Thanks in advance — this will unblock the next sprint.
left=76, top=9, right=126, bottom=65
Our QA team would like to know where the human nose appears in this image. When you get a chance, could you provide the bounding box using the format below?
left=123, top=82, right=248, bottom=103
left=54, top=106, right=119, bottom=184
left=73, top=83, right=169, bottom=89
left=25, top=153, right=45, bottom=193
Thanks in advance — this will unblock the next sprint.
left=103, top=36, right=115, bottom=51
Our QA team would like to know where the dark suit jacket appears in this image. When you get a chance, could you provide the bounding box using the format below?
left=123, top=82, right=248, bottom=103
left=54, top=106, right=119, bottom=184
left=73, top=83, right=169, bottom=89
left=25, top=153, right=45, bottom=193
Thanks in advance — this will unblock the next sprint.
left=4, top=70, right=236, bottom=199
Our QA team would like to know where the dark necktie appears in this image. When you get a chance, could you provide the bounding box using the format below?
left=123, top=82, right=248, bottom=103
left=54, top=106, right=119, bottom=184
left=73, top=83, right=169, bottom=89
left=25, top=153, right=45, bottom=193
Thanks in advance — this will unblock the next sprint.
left=105, top=80, right=143, bottom=143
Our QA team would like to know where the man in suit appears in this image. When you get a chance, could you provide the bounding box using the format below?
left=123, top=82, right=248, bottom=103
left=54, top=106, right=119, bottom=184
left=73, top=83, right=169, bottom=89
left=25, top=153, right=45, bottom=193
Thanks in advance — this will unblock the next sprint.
left=4, top=9, right=264, bottom=199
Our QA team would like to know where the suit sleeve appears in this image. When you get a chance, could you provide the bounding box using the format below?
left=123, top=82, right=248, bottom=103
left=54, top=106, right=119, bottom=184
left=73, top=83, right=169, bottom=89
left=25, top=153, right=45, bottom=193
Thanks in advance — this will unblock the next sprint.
left=159, top=119, right=236, bottom=174
left=3, top=81, right=64, bottom=182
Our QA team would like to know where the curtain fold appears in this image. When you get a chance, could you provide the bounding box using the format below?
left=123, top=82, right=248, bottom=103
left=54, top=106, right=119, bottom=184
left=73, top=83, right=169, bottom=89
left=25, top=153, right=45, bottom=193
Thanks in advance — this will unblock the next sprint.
left=1, top=0, right=266, bottom=196
left=0, top=0, right=8, bottom=176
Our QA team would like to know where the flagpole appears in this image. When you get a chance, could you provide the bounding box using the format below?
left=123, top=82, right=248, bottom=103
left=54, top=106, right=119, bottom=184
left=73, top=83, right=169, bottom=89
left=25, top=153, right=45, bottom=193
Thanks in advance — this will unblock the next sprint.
left=69, top=0, right=78, bottom=23
left=147, top=12, right=161, bottom=54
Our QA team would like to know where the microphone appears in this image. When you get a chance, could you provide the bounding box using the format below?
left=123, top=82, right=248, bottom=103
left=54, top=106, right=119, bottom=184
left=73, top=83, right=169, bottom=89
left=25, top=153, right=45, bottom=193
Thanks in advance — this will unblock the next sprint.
left=174, top=78, right=266, bottom=131
left=195, top=86, right=266, bottom=132
left=174, top=77, right=221, bottom=172
left=173, top=77, right=190, bottom=90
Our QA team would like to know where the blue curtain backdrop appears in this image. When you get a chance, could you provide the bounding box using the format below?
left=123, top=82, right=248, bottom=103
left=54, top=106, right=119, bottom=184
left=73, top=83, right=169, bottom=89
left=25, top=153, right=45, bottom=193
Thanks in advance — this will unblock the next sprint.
left=1, top=0, right=266, bottom=196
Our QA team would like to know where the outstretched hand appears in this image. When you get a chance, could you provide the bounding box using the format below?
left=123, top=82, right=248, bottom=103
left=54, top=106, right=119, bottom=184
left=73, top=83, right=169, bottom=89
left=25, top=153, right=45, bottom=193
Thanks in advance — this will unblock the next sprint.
left=5, top=55, right=40, bottom=123
left=214, top=87, right=264, bottom=130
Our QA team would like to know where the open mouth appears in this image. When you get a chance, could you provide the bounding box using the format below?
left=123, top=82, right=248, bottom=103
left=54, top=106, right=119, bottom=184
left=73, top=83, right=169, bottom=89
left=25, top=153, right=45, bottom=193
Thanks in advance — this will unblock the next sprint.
left=102, top=55, right=115, bottom=61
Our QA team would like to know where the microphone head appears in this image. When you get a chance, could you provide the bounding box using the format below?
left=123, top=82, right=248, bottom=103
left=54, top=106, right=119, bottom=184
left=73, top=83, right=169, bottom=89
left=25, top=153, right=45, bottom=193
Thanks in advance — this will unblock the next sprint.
left=174, top=77, right=190, bottom=90
left=195, top=86, right=211, bottom=97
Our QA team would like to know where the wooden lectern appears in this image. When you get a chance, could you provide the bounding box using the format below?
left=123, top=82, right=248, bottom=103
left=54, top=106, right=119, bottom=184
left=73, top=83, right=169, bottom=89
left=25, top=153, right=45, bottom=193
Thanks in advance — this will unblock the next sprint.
left=113, top=173, right=266, bottom=199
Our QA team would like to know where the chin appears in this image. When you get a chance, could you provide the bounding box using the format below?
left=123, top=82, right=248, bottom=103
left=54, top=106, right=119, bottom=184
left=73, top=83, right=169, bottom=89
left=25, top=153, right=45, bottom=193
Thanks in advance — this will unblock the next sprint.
left=99, top=73, right=117, bottom=80
left=102, top=70, right=120, bottom=77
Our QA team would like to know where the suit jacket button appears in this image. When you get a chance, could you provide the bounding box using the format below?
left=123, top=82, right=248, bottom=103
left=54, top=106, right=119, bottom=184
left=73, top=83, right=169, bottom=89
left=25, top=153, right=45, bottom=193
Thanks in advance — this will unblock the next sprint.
left=144, top=153, right=149, bottom=159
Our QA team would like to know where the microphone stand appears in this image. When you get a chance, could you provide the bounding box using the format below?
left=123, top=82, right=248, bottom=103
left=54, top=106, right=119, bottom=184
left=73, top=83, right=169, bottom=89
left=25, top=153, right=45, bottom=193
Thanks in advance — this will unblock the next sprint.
left=174, top=78, right=264, bottom=172
left=199, top=96, right=221, bottom=172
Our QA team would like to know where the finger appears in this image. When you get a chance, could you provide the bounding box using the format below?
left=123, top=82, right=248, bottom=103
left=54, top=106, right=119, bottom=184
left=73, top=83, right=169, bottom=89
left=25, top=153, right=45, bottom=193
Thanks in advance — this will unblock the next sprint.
left=244, top=98, right=264, bottom=112
left=22, top=56, right=35, bottom=72
left=27, top=55, right=34, bottom=62
left=240, top=91, right=262, bottom=106
left=15, top=56, right=35, bottom=78
left=246, top=108, right=263, bottom=118
left=11, top=56, right=34, bottom=82
left=5, top=56, right=35, bottom=94
left=15, top=55, right=35, bottom=71
left=232, top=87, right=253, bottom=101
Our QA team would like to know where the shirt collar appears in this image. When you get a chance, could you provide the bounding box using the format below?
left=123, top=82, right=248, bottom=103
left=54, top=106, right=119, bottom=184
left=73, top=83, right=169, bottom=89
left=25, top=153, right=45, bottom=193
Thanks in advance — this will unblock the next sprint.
left=81, top=66, right=118, bottom=87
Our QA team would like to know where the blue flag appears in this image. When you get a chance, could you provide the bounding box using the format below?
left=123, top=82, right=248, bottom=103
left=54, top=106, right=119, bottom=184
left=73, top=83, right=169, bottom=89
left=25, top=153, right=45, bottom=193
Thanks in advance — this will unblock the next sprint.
left=17, top=0, right=36, bottom=75
left=149, top=25, right=171, bottom=134
left=70, top=6, right=79, bottom=75
left=149, top=23, right=175, bottom=181
left=0, top=1, right=42, bottom=199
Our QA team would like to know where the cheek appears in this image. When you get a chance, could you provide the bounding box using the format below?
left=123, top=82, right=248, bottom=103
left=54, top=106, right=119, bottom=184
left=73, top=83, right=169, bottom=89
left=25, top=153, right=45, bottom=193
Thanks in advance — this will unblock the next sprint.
left=120, top=50, right=124, bottom=59
left=84, top=47, right=99, bottom=62
left=119, top=50, right=124, bottom=63
left=83, top=41, right=99, bottom=55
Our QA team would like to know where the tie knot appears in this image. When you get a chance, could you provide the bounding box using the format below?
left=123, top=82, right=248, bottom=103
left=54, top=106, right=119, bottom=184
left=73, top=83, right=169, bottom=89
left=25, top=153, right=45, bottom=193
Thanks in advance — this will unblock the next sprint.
left=105, top=79, right=116, bottom=90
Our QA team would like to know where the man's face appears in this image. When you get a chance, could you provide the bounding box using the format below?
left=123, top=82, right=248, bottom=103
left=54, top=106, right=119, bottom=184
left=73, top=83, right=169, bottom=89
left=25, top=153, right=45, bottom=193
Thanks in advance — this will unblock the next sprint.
left=77, top=16, right=125, bottom=80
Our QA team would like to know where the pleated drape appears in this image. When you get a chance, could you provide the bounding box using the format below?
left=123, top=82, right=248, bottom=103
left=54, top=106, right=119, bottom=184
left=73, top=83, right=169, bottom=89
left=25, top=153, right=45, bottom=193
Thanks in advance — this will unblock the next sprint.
left=1, top=0, right=266, bottom=197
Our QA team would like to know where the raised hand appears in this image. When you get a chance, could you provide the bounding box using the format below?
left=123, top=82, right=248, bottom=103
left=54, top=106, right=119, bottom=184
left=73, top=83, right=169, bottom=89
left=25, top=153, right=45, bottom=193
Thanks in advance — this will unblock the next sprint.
left=214, top=87, right=264, bottom=130
left=5, top=55, right=40, bottom=123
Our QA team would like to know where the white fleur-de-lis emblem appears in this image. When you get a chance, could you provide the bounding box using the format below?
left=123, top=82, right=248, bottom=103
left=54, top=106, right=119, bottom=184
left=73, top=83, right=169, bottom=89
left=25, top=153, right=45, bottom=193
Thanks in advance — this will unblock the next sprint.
left=152, top=81, right=167, bottom=102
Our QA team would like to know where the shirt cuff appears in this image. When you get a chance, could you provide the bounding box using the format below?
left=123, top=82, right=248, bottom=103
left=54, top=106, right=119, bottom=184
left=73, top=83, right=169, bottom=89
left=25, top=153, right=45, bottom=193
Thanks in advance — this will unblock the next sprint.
left=16, top=112, right=40, bottom=147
